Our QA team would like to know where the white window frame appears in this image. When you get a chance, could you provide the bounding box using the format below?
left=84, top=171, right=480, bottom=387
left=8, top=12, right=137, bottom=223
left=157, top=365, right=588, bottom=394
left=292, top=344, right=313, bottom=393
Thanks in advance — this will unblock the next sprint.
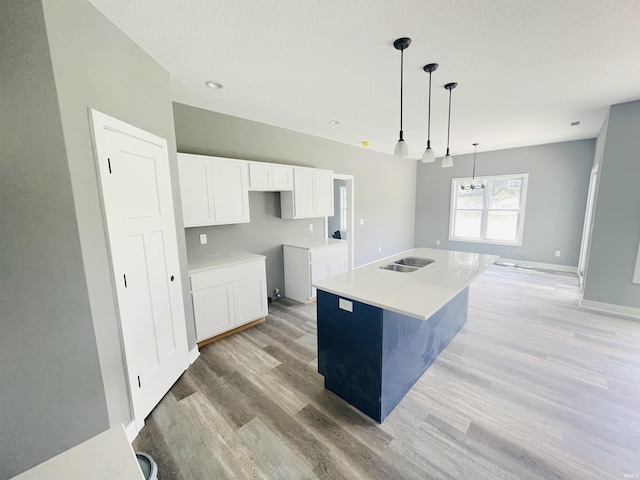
left=449, top=173, right=529, bottom=246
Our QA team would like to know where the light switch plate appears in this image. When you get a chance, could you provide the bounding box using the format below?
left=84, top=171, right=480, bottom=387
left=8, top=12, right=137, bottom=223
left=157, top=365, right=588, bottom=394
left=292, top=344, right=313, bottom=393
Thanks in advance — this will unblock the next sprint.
left=200, top=234, right=207, bottom=245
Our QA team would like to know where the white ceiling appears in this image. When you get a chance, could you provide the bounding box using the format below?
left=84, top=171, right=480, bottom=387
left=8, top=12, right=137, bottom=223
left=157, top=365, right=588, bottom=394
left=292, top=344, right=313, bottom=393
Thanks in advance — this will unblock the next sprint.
left=88, top=0, right=640, bottom=159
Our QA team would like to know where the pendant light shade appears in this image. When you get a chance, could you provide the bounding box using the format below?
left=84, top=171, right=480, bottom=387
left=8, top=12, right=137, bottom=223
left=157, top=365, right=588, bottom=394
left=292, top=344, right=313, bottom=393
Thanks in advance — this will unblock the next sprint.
left=393, top=37, right=411, bottom=157
left=394, top=138, right=409, bottom=157
left=421, top=63, right=438, bottom=163
left=442, top=82, right=458, bottom=168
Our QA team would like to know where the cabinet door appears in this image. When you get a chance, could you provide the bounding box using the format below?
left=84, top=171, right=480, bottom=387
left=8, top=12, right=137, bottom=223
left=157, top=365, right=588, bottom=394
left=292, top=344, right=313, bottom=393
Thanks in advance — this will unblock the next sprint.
left=178, top=155, right=215, bottom=227
left=330, top=254, right=348, bottom=276
left=211, top=159, right=250, bottom=224
left=314, top=169, right=334, bottom=217
left=272, top=165, right=293, bottom=191
left=248, top=163, right=272, bottom=190
left=293, top=168, right=316, bottom=218
left=192, top=283, right=235, bottom=341
left=233, top=274, right=268, bottom=326
left=310, top=259, right=331, bottom=299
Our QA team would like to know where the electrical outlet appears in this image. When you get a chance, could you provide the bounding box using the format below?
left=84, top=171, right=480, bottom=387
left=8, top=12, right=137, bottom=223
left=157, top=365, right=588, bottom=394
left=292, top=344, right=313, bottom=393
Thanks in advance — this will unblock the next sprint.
left=555, top=250, right=561, bottom=257
left=359, top=219, right=365, bottom=226
left=199, top=234, right=207, bottom=245
left=309, top=223, right=314, bottom=232
left=436, top=240, right=441, bottom=246
left=378, top=247, right=382, bottom=253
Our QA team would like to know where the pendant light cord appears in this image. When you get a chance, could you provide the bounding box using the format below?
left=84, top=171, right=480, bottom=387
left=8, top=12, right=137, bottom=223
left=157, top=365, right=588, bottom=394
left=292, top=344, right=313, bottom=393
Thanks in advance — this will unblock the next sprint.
left=446, top=87, right=452, bottom=153
left=399, top=48, right=404, bottom=138
left=472, top=145, right=477, bottom=180
left=427, top=71, right=432, bottom=145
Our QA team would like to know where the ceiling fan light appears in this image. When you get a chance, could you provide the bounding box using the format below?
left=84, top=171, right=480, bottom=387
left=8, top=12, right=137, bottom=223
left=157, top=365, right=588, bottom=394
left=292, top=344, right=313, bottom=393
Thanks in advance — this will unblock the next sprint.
left=422, top=146, right=435, bottom=163
left=395, top=139, right=409, bottom=157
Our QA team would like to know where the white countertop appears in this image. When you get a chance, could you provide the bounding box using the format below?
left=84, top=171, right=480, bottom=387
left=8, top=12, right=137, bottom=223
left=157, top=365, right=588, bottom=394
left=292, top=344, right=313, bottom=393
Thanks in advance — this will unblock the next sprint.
left=283, top=237, right=348, bottom=250
left=10, top=425, right=144, bottom=480
left=313, top=248, right=498, bottom=320
left=188, top=251, right=266, bottom=274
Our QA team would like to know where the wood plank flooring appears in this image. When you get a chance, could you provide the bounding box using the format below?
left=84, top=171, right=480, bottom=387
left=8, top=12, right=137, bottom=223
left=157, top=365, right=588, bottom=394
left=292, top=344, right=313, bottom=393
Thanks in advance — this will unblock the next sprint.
left=133, top=265, right=640, bottom=479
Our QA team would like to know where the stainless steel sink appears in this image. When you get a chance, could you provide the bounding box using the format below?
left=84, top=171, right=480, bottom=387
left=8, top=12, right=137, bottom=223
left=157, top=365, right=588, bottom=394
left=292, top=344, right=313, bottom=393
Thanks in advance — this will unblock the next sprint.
left=393, top=257, right=435, bottom=268
left=379, top=264, right=419, bottom=272
left=379, top=256, right=435, bottom=272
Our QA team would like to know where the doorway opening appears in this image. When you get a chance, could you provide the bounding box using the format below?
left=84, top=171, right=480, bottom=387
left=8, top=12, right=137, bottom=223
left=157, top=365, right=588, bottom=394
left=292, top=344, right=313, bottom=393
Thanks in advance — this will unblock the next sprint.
left=326, top=174, right=354, bottom=269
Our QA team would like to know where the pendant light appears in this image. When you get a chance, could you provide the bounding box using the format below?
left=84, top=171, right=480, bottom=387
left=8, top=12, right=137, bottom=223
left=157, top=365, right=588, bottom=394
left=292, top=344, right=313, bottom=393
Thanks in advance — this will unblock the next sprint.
left=460, top=143, right=485, bottom=190
left=421, top=63, right=438, bottom=163
left=393, top=37, right=411, bottom=157
left=441, top=82, right=458, bottom=168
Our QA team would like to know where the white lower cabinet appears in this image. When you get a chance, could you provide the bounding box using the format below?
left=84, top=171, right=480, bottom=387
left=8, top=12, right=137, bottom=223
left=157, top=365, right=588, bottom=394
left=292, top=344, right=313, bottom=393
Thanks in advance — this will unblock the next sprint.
left=189, top=253, right=267, bottom=343
left=283, top=240, right=349, bottom=303
left=192, top=283, right=235, bottom=339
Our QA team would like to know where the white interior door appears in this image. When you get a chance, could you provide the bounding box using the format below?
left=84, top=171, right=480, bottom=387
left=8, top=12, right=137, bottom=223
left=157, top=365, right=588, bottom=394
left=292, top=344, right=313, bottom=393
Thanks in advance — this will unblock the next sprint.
left=90, top=110, right=189, bottom=428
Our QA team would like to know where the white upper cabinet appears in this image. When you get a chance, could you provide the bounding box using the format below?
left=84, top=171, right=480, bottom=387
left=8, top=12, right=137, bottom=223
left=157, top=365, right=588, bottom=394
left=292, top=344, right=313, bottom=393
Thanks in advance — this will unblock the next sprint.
left=177, top=153, right=250, bottom=227
left=248, top=162, right=293, bottom=191
left=281, top=167, right=334, bottom=219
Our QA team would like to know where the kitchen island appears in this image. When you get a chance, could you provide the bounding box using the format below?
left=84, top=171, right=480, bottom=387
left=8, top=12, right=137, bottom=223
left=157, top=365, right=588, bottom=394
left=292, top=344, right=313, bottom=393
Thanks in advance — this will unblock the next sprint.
left=313, top=247, right=498, bottom=422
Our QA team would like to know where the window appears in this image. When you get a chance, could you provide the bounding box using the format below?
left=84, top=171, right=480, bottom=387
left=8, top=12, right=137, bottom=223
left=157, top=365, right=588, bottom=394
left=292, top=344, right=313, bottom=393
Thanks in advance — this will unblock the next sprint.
left=339, top=185, right=348, bottom=230
left=449, top=173, right=528, bottom=246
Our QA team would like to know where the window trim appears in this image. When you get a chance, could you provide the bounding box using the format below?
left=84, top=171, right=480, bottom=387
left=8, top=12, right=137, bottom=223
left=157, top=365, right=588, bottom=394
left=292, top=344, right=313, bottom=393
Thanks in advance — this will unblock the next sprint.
left=449, top=173, right=529, bottom=247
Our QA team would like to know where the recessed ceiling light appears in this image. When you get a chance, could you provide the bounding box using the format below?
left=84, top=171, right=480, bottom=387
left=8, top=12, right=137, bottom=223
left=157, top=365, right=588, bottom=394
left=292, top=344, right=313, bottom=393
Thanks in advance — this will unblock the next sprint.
left=329, top=120, right=340, bottom=125
left=205, top=80, right=223, bottom=89
left=571, top=121, right=581, bottom=126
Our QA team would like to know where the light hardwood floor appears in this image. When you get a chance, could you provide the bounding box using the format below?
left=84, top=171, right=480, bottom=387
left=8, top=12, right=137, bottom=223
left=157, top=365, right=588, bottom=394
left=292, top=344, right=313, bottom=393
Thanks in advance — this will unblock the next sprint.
left=133, top=265, right=640, bottom=479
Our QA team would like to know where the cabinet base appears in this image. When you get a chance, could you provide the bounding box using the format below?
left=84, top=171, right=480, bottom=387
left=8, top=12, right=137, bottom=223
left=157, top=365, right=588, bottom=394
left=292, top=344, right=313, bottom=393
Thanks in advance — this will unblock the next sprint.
left=197, top=317, right=265, bottom=348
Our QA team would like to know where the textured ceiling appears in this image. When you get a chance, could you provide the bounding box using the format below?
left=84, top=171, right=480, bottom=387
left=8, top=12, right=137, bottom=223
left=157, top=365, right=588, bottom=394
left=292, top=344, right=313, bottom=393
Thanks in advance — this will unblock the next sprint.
left=88, top=0, right=640, bottom=159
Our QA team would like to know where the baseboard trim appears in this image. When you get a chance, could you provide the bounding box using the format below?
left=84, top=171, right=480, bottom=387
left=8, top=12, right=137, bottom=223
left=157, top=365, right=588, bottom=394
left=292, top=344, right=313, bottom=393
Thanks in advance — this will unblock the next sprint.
left=498, top=258, right=577, bottom=274
left=579, top=298, right=640, bottom=321
left=188, top=346, right=200, bottom=364
left=196, top=317, right=265, bottom=348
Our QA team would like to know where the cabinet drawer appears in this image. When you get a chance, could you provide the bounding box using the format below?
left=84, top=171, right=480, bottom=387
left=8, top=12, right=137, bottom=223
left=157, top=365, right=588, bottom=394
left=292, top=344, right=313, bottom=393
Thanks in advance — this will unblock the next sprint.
left=191, top=259, right=265, bottom=291
left=309, top=244, right=347, bottom=263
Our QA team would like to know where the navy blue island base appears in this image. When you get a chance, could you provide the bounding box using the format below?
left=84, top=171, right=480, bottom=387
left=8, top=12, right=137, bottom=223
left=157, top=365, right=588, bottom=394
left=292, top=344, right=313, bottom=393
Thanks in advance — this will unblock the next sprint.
left=316, top=287, right=469, bottom=422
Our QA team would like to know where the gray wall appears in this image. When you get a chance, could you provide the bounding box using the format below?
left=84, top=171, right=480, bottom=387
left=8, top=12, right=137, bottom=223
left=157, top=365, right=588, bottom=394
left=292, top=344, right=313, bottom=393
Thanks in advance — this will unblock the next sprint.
left=1, top=1, right=197, bottom=476
left=583, top=100, right=640, bottom=309
left=414, top=140, right=595, bottom=267
left=173, top=102, right=417, bottom=297
left=0, top=1, right=109, bottom=477
left=41, top=0, right=196, bottom=416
